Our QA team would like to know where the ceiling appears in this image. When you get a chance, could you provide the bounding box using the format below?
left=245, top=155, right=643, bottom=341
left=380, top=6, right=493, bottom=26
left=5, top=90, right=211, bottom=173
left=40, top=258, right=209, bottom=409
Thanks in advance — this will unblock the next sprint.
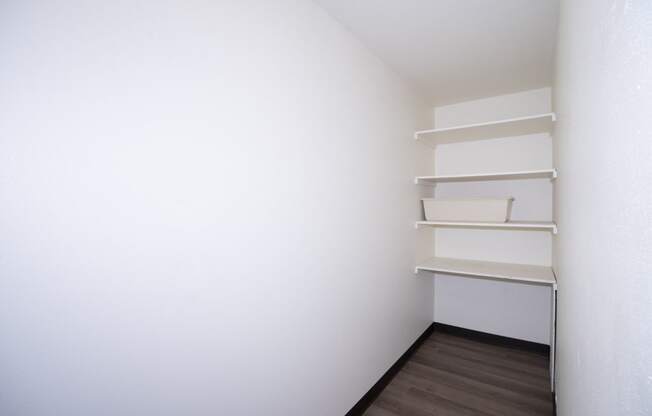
left=314, top=0, right=560, bottom=106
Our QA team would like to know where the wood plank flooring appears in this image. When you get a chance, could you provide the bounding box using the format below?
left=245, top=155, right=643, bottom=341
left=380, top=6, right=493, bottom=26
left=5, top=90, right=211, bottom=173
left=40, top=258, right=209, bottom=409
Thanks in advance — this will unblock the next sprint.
left=363, top=330, right=553, bottom=416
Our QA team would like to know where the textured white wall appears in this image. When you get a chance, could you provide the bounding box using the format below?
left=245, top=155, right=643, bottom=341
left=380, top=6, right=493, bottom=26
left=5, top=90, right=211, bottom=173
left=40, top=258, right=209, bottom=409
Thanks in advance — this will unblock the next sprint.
left=433, top=89, right=554, bottom=344
left=0, top=1, right=433, bottom=415
left=554, top=1, right=652, bottom=414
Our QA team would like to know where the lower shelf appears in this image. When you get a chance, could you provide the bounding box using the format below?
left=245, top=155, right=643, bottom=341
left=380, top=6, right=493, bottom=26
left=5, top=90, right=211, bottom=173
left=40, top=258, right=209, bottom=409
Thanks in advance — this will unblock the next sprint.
left=415, top=257, right=556, bottom=286
left=416, top=220, right=558, bottom=234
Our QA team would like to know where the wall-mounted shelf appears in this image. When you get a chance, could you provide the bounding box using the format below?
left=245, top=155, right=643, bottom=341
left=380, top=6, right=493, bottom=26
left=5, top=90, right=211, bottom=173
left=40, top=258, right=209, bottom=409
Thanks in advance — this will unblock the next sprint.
left=415, top=168, right=557, bottom=185
left=415, top=256, right=556, bottom=286
left=415, top=220, right=558, bottom=234
left=414, top=112, right=556, bottom=146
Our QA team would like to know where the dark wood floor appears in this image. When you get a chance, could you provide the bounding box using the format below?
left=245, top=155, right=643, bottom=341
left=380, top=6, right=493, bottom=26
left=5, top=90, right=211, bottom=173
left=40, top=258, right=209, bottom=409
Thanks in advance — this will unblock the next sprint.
left=363, top=330, right=553, bottom=416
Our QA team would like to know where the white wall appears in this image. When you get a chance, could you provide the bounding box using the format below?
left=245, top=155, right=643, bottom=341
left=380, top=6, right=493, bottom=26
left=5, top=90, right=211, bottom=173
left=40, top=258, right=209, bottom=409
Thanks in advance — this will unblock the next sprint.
left=554, top=1, right=652, bottom=414
left=432, top=88, right=554, bottom=344
left=0, top=1, right=433, bottom=415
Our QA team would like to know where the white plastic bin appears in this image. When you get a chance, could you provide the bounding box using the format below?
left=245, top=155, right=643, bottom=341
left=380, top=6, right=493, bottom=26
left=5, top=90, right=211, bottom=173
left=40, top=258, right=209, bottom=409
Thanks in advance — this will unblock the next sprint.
left=422, top=197, right=514, bottom=222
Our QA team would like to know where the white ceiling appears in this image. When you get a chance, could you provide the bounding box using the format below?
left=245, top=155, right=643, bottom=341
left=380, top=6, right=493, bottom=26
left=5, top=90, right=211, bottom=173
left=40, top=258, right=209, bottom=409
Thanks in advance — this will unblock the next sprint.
left=314, top=0, right=559, bottom=106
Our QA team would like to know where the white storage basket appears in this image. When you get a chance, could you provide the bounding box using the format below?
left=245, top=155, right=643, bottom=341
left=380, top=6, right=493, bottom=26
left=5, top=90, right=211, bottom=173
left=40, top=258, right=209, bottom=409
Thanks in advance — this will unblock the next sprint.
left=422, top=197, right=514, bottom=222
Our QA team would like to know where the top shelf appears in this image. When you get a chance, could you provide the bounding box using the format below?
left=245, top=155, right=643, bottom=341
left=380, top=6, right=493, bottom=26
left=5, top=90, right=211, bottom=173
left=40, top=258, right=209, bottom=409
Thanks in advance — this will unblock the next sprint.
left=416, top=168, right=557, bottom=185
left=414, top=113, right=556, bottom=146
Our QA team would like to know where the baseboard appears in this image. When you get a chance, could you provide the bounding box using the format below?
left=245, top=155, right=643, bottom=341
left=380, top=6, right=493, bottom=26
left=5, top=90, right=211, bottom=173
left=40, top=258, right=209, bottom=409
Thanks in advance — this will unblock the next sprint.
left=433, top=322, right=550, bottom=355
left=345, top=323, right=434, bottom=416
